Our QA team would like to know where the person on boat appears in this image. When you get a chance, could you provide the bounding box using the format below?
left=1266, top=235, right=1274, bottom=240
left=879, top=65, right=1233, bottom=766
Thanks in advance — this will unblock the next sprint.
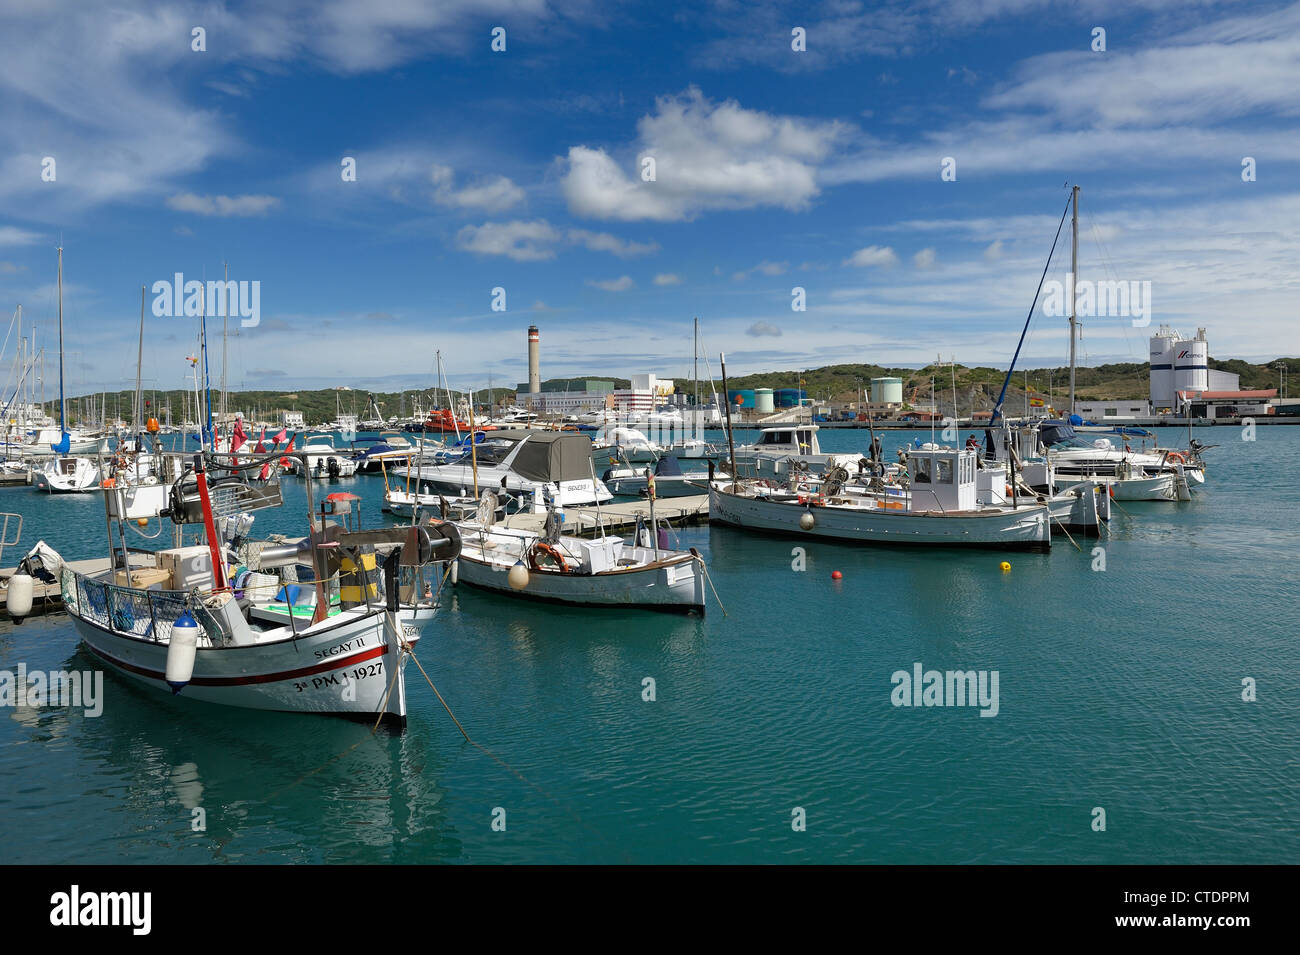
left=965, top=434, right=979, bottom=450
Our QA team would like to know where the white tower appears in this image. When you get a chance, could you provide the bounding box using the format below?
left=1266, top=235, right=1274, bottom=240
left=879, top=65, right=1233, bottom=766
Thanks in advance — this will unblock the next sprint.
left=527, top=325, right=541, bottom=394
left=1149, top=325, right=1179, bottom=411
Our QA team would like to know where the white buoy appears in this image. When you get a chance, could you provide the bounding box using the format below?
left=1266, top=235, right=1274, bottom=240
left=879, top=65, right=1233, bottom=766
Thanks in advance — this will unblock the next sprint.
left=166, top=611, right=200, bottom=695
left=799, top=511, right=815, bottom=530
left=507, top=561, right=530, bottom=591
left=450, top=559, right=459, bottom=585
left=6, top=573, right=34, bottom=621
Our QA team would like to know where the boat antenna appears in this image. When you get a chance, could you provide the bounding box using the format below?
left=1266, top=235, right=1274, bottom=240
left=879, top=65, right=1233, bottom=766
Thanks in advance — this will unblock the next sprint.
left=990, top=192, right=1072, bottom=426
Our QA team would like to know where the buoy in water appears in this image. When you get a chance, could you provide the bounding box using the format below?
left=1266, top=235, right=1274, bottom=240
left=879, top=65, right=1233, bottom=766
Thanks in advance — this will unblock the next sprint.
left=831, top=570, right=843, bottom=580
left=507, top=561, right=530, bottom=591
left=999, top=561, right=1011, bottom=573
left=166, top=611, right=200, bottom=695
left=799, top=511, right=815, bottom=530
left=7, top=572, right=34, bottom=622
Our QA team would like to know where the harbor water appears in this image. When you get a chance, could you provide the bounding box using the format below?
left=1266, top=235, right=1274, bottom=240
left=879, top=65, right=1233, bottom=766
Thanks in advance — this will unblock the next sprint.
left=1, top=428, right=1296, bottom=863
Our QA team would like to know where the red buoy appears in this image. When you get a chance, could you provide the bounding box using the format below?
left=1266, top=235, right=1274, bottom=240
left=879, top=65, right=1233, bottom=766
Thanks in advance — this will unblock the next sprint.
left=831, top=571, right=843, bottom=580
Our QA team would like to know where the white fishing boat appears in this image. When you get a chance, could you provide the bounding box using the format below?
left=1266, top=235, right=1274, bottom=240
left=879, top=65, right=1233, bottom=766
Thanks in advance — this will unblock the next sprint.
left=732, top=424, right=862, bottom=479
left=602, top=455, right=726, bottom=498
left=11, top=450, right=460, bottom=725
left=709, top=446, right=1052, bottom=551
left=399, top=430, right=611, bottom=506
left=448, top=494, right=706, bottom=612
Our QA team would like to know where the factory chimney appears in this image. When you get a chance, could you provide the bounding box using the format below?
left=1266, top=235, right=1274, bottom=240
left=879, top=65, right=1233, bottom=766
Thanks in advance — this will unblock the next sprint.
left=527, top=325, right=541, bottom=394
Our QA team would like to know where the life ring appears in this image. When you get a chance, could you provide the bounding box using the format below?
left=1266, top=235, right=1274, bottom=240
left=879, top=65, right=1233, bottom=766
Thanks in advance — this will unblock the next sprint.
left=1005, top=484, right=1014, bottom=497
left=1166, top=451, right=1187, bottom=464
left=528, top=542, right=570, bottom=573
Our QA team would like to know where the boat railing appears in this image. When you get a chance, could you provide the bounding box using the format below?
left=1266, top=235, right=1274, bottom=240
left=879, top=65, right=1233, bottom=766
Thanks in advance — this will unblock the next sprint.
left=61, top=567, right=232, bottom=647
left=0, top=512, right=22, bottom=566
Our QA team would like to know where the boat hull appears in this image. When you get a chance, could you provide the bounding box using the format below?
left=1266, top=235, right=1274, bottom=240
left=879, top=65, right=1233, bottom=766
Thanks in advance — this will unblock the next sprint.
left=71, top=608, right=414, bottom=725
left=455, top=552, right=705, bottom=612
left=709, top=485, right=1051, bottom=551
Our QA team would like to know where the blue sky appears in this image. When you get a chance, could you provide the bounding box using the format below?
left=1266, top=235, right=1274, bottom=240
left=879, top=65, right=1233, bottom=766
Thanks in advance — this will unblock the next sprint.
left=1, top=0, right=1297, bottom=398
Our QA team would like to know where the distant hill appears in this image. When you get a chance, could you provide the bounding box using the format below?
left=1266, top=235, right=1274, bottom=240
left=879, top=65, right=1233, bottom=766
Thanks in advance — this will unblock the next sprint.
left=62, top=357, right=1296, bottom=426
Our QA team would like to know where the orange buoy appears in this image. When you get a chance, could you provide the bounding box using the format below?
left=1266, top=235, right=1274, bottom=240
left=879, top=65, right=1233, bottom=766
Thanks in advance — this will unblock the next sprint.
left=146, top=417, right=160, bottom=433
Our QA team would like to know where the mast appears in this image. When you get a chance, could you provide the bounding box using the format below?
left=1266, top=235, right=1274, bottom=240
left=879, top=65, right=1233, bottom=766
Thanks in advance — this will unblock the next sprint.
left=1068, top=184, right=1079, bottom=418
left=693, top=316, right=698, bottom=432
left=54, top=246, right=68, bottom=453
left=135, top=285, right=145, bottom=438
left=200, top=282, right=212, bottom=449
left=220, top=262, right=229, bottom=427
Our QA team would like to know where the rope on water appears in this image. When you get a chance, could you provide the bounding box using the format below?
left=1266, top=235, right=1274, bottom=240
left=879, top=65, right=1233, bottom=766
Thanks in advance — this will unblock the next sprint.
left=698, top=557, right=727, bottom=616
left=1052, top=516, right=1082, bottom=551
left=402, top=641, right=629, bottom=860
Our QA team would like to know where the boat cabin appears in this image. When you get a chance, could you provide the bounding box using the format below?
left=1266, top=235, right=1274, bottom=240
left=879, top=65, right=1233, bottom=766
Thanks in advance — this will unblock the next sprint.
left=907, top=447, right=978, bottom=512
left=749, top=426, right=821, bottom=455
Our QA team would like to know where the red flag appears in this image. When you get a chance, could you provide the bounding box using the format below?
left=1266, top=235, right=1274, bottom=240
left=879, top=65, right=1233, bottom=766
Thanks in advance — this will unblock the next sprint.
left=273, top=427, right=287, bottom=445
left=280, top=434, right=295, bottom=467
left=231, top=419, right=248, bottom=453
left=255, top=428, right=270, bottom=479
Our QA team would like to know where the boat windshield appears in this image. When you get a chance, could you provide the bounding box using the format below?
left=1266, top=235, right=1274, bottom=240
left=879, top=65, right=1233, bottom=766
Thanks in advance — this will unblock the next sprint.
left=450, top=438, right=516, bottom=466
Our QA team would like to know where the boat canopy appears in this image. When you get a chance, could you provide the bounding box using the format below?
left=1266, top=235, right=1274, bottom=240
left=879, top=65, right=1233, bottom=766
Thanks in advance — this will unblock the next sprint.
left=512, top=432, right=596, bottom=484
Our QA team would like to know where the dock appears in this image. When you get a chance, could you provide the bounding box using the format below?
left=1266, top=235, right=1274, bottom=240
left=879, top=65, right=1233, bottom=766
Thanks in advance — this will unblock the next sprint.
left=0, top=553, right=155, bottom=612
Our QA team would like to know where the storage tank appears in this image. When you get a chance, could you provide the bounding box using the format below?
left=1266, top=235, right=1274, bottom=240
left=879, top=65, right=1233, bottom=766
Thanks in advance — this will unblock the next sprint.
left=1173, top=328, right=1209, bottom=399
left=871, top=377, right=903, bottom=405
left=727, top=389, right=755, bottom=410
left=1148, top=326, right=1178, bottom=410
left=754, top=388, right=775, bottom=413
left=775, top=388, right=804, bottom=408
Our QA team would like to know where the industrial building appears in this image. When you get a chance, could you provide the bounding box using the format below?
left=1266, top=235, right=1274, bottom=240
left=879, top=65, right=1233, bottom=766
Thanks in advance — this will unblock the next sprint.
left=1148, top=326, right=1240, bottom=411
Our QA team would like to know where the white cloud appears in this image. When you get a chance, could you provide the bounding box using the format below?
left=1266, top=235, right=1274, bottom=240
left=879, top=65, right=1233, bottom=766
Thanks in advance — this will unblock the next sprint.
left=430, top=164, right=525, bottom=213
left=166, top=193, right=281, bottom=217
left=913, top=248, right=937, bottom=269
left=747, top=322, right=783, bottom=337
left=561, top=87, right=847, bottom=222
left=568, top=229, right=659, bottom=257
left=586, top=275, right=634, bottom=292
left=456, top=220, right=562, bottom=261
left=733, top=260, right=789, bottom=281
left=0, top=226, right=42, bottom=246
left=653, top=273, right=682, bottom=286
left=984, top=240, right=1004, bottom=261
left=844, top=245, right=898, bottom=268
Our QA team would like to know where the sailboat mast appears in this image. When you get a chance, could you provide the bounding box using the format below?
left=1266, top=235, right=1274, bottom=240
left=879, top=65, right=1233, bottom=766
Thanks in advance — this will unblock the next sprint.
left=135, top=285, right=145, bottom=437
left=693, top=316, right=700, bottom=436
left=1068, top=184, right=1079, bottom=418
left=220, top=262, right=228, bottom=427
left=57, top=246, right=66, bottom=442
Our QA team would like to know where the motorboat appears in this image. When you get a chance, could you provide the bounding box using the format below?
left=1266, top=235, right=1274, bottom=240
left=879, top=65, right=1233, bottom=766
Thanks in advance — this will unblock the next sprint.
left=398, top=430, right=611, bottom=506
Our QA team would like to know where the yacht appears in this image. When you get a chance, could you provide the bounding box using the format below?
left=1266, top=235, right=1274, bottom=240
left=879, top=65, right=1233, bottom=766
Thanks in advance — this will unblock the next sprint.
left=398, top=431, right=611, bottom=506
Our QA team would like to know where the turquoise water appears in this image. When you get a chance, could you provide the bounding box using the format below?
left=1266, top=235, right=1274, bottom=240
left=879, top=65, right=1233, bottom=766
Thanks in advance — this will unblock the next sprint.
left=1, top=428, right=1297, bottom=863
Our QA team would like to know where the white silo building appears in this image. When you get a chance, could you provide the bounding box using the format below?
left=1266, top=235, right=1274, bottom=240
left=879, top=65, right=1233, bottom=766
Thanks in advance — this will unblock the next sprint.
left=1174, top=328, right=1210, bottom=399
left=1150, top=326, right=1211, bottom=411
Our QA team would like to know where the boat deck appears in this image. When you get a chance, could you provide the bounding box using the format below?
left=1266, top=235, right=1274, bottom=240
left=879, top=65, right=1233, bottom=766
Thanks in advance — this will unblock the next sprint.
left=500, top=494, right=711, bottom=538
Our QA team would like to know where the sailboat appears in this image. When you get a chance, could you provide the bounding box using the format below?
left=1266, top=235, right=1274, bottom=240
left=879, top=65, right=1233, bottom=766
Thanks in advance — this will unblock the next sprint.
left=981, top=186, right=1207, bottom=502
left=33, top=248, right=103, bottom=493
